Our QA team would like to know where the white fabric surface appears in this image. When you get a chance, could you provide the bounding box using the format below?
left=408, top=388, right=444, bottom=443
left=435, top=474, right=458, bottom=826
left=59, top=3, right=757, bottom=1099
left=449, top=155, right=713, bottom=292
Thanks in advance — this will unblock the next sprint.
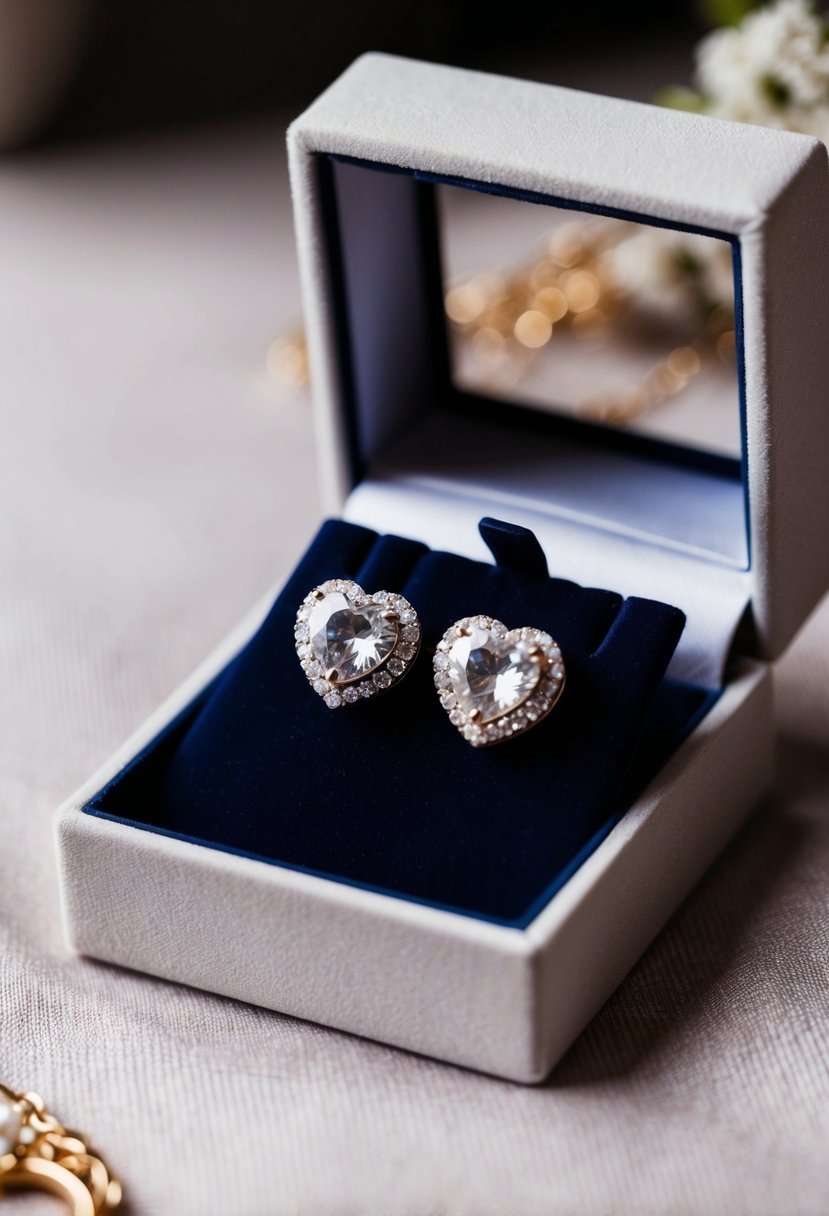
left=1, top=118, right=828, bottom=1215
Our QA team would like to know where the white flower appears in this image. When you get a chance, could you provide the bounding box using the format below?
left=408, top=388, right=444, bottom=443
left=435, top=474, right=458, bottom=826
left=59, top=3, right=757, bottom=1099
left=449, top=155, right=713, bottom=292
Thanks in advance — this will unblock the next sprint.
left=695, top=0, right=829, bottom=116
left=609, top=228, right=734, bottom=321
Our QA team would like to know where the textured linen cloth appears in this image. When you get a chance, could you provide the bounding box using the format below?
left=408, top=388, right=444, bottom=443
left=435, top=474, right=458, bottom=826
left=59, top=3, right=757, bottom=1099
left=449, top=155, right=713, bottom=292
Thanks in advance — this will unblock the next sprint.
left=1, top=118, right=828, bottom=1216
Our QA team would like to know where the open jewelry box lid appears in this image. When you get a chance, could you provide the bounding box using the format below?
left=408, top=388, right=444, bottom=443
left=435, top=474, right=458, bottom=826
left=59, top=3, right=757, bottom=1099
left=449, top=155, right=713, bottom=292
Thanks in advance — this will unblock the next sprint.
left=287, top=52, right=829, bottom=688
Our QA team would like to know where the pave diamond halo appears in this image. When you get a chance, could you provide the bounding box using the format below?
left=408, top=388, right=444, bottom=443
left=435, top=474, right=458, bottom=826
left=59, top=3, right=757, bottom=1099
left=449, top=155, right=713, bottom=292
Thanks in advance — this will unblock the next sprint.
left=295, top=579, right=421, bottom=708
left=435, top=615, right=565, bottom=747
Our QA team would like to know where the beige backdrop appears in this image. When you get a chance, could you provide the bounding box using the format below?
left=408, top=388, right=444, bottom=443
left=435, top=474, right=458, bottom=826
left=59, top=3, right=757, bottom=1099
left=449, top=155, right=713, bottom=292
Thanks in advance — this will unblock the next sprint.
left=1, top=116, right=827, bottom=1215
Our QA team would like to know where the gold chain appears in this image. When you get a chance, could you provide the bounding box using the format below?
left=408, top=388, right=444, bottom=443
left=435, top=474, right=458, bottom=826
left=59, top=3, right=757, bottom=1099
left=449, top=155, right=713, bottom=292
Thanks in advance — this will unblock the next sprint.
left=0, top=1083, right=122, bottom=1214
left=445, top=218, right=736, bottom=425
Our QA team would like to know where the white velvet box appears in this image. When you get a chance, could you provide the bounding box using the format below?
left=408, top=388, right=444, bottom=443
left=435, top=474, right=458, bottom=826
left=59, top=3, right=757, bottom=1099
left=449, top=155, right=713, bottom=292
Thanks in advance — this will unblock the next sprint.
left=56, top=54, right=829, bottom=1083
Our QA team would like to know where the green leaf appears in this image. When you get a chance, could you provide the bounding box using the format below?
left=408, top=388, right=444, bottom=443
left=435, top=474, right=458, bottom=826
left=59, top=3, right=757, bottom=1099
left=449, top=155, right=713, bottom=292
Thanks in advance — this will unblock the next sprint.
left=760, top=73, right=792, bottom=106
left=652, top=86, right=709, bottom=113
left=698, top=0, right=758, bottom=27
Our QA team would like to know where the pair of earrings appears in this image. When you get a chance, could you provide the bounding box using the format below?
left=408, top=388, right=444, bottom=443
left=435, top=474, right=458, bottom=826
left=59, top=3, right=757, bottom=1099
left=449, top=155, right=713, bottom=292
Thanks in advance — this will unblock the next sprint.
left=294, top=578, right=565, bottom=748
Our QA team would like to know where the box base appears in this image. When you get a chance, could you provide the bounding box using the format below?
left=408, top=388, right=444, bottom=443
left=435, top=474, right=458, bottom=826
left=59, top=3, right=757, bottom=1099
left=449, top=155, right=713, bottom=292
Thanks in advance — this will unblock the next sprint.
left=55, top=574, right=772, bottom=1081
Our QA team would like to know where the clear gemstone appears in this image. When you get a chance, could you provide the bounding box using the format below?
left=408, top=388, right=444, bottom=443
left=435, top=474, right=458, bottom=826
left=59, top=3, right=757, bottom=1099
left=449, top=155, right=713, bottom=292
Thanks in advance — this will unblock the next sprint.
left=401, top=625, right=419, bottom=642
left=396, top=644, right=415, bottom=661
left=388, top=659, right=405, bottom=676
left=343, top=687, right=360, bottom=703
left=359, top=682, right=375, bottom=697
left=399, top=609, right=415, bottom=625
left=308, top=592, right=398, bottom=683
left=0, top=1097, right=22, bottom=1157
left=447, top=627, right=541, bottom=724
left=373, top=671, right=392, bottom=689
left=324, top=691, right=342, bottom=708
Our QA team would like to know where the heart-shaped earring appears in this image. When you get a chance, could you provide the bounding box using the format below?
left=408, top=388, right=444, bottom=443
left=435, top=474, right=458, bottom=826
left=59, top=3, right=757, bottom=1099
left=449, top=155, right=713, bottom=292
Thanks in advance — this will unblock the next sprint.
left=295, top=579, right=421, bottom=707
left=434, top=615, right=565, bottom=747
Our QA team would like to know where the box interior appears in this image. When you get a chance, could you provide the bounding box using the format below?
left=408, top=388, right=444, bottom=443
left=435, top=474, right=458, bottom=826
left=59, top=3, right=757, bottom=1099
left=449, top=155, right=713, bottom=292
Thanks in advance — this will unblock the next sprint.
left=83, top=150, right=745, bottom=928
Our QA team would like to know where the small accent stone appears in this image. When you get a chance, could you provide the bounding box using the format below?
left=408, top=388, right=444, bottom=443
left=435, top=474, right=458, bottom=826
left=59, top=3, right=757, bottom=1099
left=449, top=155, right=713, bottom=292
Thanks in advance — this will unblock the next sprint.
left=359, top=682, right=375, bottom=697
left=434, top=672, right=451, bottom=689
left=343, top=687, right=360, bottom=703
left=397, top=644, right=415, bottom=661
left=313, top=678, right=329, bottom=695
left=434, top=653, right=449, bottom=670
left=387, top=658, right=405, bottom=675
left=324, top=691, right=342, bottom=708
left=401, top=625, right=419, bottom=642
left=399, top=609, right=415, bottom=624
left=373, top=671, right=392, bottom=689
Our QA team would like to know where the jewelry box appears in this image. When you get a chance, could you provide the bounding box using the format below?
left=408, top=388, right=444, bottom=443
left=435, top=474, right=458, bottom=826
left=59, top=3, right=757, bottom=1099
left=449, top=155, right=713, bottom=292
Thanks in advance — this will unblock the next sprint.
left=55, top=54, right=829, bottom=1082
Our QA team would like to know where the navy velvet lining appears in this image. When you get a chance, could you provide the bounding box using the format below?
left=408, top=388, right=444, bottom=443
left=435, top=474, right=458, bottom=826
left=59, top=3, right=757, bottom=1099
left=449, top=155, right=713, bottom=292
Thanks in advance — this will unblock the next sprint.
left=84, top=519, right=714, bottom=927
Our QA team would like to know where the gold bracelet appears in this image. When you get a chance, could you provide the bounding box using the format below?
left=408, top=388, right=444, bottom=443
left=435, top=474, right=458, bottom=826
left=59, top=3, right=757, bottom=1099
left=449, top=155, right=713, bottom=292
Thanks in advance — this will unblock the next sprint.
left=0, top=1083, right=122, bottom=1214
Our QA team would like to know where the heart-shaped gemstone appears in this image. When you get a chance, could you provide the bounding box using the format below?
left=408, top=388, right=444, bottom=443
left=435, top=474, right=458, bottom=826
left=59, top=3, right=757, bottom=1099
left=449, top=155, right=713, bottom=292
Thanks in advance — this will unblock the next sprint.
left=434, top=615, right=565, bottom=747
left=295, top=580, right=421, bottom=708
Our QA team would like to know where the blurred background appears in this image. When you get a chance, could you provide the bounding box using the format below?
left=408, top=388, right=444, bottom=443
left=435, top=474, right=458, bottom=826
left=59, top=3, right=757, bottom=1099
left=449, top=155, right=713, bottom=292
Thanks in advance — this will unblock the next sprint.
left=0, top=1, right=718, bottom=147
left=0, top=0, right=755, bottom=449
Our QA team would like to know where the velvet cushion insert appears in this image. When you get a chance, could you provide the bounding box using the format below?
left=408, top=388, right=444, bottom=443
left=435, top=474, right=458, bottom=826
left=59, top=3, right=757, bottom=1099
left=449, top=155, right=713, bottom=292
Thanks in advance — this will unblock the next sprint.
left=87, top=518, right=712, bottom=926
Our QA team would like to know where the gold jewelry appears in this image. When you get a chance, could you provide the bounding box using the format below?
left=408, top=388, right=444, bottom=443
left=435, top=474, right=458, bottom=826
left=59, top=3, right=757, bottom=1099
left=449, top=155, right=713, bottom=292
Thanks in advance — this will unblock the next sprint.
left=0, top=1082, right=122, bottom=1214
left=434, top=615, right=565, bottom=746
left=444, top=217, right=736, bottom=427
left=295, top=579, right=421, bottom=707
